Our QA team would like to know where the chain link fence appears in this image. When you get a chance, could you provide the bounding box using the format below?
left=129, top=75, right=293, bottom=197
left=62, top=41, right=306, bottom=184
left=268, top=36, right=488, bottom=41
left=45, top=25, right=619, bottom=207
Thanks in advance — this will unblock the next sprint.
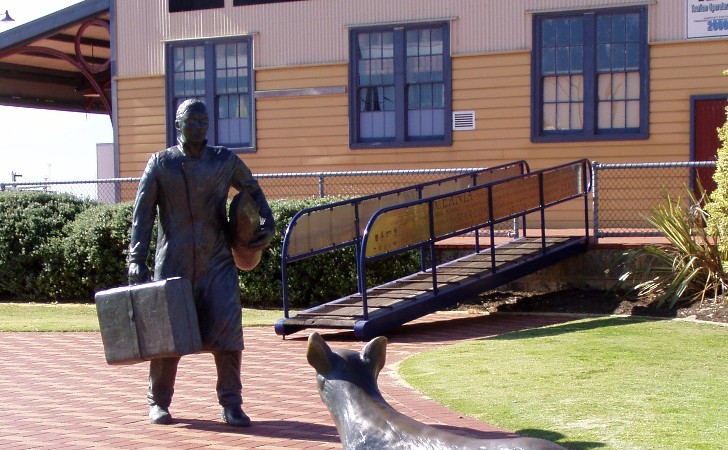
left=591, top=161, right=716, bottom=240
left=0, top=168, right=484, bottom=204
left=2, top=162, right=718, bottom=242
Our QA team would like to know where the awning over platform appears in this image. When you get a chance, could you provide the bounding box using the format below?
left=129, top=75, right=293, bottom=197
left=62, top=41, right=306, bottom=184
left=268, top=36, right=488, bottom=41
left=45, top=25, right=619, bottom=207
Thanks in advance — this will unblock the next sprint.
left=0, top=0, right=111, bottom=115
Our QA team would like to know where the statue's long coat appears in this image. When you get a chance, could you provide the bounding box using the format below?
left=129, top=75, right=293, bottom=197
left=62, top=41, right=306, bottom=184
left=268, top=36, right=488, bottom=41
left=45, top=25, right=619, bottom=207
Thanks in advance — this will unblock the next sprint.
left=129, top=144, right=259, bottom=352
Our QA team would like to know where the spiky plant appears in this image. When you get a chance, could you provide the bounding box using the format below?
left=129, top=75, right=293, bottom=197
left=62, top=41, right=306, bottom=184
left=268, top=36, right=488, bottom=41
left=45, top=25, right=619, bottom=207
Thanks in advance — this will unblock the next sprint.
left=618, top=185, right=728, bottom=308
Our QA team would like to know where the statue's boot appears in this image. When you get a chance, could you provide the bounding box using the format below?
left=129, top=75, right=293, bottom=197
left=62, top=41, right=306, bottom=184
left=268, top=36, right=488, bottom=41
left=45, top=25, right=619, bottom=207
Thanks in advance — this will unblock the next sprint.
left=221, top=405, right=251, bottom=427
left=214, top=350, right=249, bottom=426
left=147, top=357, right=179, bottom=425
left=149, top=404, right=173, bottom=425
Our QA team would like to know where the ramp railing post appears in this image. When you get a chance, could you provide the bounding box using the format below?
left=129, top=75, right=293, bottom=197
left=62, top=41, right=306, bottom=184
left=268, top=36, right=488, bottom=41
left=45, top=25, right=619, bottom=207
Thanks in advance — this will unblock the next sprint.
left=428, top=199, right=438, bottom=293
left=539, top=172, right=546, bottom=254
left=592, top=161, right=600, bottom=244
left=488, top=186, right=497, bottom=272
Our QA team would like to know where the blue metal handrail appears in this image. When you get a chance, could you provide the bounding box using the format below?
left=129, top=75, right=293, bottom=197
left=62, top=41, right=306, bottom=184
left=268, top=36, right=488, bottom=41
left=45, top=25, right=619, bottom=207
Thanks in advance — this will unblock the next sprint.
left=279, top=160, right=530, bottom=318
left=356, top=159, right=592, bottom=318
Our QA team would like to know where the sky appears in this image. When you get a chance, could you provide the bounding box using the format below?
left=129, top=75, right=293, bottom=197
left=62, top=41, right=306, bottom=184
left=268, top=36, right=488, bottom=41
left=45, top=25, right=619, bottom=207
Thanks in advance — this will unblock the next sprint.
left=0, top=1, right=113, bottom=184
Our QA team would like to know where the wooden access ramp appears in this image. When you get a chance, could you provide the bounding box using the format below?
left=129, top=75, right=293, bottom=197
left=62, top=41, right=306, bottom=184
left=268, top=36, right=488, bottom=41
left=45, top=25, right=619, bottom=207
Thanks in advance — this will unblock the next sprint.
left=275, top=160, right=591, bottom=340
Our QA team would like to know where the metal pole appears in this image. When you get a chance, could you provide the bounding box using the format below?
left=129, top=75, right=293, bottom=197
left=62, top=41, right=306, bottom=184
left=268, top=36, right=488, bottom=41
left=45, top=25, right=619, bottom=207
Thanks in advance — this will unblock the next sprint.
left=591, top=161, right=600, bottom=244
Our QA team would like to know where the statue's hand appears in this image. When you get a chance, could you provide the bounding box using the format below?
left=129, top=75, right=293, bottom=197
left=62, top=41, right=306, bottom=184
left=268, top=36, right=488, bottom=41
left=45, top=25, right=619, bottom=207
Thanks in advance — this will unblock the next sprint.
left=249, top=218, right=275, bottom=250
left=128, top=262, right=151, bottom=285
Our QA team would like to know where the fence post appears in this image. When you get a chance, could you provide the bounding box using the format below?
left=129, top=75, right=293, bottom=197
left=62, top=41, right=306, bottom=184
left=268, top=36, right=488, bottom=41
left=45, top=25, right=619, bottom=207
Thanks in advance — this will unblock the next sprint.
left=318, top=174, right=325, bottom=198
left=591, top=161, right=600, bottom=244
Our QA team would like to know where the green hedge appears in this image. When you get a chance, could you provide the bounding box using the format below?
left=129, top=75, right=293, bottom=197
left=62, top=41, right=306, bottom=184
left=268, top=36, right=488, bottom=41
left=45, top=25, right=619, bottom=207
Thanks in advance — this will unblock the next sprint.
left=0, top=192, right=419, bottom=308
left=0, top=192, right=93, bottom=297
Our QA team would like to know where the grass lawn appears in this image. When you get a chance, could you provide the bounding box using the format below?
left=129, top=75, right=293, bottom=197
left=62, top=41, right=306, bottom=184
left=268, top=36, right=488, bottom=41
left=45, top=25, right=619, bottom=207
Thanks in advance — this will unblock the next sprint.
left=399, top=317, right=728, bottom=450
left=0, top=302, right=287, bottom=332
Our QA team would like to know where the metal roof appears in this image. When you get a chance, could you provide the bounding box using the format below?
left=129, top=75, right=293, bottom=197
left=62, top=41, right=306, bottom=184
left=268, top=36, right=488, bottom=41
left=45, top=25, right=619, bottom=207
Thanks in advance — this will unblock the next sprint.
left=0, top=0, right=111, bottom=115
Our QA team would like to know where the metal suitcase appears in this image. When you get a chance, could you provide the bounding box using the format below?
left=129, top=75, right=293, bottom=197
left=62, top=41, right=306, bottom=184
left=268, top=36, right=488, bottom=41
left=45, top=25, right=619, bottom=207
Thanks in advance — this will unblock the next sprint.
left=95, top=277, right=202, bottom=365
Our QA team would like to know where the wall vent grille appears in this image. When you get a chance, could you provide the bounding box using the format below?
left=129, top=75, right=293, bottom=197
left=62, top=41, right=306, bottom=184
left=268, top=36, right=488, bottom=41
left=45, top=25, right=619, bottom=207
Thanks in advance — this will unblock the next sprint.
left=452, top=111, right=476, bottom=131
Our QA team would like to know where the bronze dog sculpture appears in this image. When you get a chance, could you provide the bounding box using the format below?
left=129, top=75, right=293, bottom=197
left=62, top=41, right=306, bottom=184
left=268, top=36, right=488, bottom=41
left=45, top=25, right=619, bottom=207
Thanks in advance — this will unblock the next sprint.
left=306, top=332, right=566, bottom=450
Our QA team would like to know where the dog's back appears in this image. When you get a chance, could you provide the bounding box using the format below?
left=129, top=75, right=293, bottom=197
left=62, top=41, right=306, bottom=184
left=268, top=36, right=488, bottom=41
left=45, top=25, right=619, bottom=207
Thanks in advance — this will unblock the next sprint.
left=306, top=332, right=566, bottom=450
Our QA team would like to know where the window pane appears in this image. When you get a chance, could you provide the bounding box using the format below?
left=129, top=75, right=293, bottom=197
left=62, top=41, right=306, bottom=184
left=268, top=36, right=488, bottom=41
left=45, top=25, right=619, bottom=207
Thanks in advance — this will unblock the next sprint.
left=556, top=103, right=570, bottom=129
left=612, top=101, right=626, bottom=128
left=194, top=71, right=204, bottom=94
left=174, top=72, right=185, bottom=96
left=542, top=19, right=555, bottom=46
left=626, top=72, right=640, bottom=99
left=612, top=14, right=626, bottom=42
left=611, top=72, right=626, bottom=100
left=557, top=76, right=571, bottom=100
left=571, top=74, right=583, bottom=101
left=543, top=103, right=556, bottom=130
left=556, top=47, right=570, bottom=74
left=219, top=95, right=229, bottom=119
left=611, top=43, right=626, bottom=70
left=626, top=13, right=640, bottom=42
left=174, top=48, right=185, bottom=71
left=226, top=43, right=237, bottom=68
left=597, top=15, right=611, bottom=43
left=555, top=18, right=570, bottom=46
left=421, top=84, right=433, bottom=109
left=408, top=85, right=420, bottom=109
left=597, top=43, right=610, bottom=72
left=543, top=77, right=557, bottom=102
left=570, top=102, right=583, bottom=129
left=542, top=48, right=555, bottom=74
left=626, top=100, right=640, bottom=127
left=626, top=43, right=639, bottom=70
left=216, top=44, right=225, bottom=68
left=570, top=46, right=583, bottom=72
left=431, top=28, right=443, bottom=54
left=433, top=83, right=444, bottom=108
left=570, top=17, right=583, bottom=45
left=598, top=101, right=611, bottom=129
left=195, top=46, right=205, bottom=70
left=358, top=34, right=371, bottom=59
left=598, top=73, right=612, bottom=100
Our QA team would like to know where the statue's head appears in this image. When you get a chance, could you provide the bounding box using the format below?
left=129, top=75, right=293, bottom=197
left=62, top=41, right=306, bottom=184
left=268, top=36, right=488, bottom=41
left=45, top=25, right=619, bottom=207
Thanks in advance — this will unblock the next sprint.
left=176, top=99, right=207, bottom=123
left=175, top=99, right=209, bottom=146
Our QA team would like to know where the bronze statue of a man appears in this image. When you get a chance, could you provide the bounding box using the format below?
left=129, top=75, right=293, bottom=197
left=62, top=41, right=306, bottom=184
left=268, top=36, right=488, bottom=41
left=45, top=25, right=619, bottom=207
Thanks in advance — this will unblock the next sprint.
left=128, top=99, right=274, bottom=426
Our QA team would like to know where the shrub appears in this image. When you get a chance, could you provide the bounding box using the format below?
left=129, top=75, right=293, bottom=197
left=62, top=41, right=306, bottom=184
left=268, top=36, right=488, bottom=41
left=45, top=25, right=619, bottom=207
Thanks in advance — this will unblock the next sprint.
left=0, top=191, right=93, bottom=297
left=614, top=186, right=727, bottom=308
left=38, top=202, right=140, bottom=301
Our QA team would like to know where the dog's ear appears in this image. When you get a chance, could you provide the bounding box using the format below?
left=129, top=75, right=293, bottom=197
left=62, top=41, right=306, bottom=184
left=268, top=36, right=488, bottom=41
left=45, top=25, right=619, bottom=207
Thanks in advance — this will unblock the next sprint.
left=307, top=332, right=335, bottom=375
left=361, top=336, right=387, bottom=376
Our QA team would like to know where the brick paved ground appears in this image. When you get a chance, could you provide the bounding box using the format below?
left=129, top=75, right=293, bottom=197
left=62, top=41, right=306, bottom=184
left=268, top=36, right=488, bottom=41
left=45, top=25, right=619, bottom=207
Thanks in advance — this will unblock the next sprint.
left=0, top=311, right=574, bottom=449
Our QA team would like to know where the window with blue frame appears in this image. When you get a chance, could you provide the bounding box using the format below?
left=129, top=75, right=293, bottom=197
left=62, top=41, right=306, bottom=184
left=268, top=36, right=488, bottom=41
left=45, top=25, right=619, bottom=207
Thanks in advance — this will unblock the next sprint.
left=532, top=7, right=648, bottom=142
left=349, top=22, right=452, bottom=148
left=166, top=38, right=254, bottom=152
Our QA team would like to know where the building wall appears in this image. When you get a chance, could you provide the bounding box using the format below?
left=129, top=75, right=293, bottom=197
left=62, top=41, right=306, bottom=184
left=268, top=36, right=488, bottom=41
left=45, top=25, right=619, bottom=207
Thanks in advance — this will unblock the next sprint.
left=114, top=0, right=728, bottom=225
left=115, top=0, right=688, bottom=76
left=117, top=38, right=728, bottom=172
left=116, top=76, right=166, bottom=177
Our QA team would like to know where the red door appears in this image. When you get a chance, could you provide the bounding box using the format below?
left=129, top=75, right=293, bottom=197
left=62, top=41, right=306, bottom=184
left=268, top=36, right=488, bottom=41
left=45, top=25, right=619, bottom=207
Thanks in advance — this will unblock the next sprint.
left=693, top=98, right=727, bottom=194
